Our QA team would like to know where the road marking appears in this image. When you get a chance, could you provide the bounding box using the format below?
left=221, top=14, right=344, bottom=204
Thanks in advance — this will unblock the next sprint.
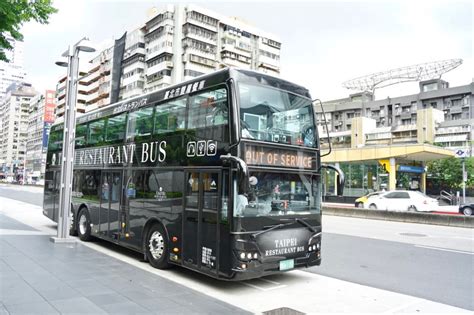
left=415, top=245, right=473, bottom=255
left=239, top=280, right=286, bottom=291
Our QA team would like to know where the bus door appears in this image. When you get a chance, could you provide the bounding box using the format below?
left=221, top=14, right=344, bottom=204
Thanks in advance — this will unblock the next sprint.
left=100, top=171, right=122, bottom=239
left=183, top=171, right=221, bottom=275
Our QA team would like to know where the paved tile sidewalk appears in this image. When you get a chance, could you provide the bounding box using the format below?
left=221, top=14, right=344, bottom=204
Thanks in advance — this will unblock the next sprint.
left=0, top=214, right=249, bottom=314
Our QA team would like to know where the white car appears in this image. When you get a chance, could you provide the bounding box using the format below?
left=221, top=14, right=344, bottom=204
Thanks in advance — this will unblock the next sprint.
left=365, top=190, right=438, bottom=212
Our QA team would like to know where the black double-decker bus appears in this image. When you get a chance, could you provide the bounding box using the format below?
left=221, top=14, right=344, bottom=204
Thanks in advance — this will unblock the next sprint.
left=43, top=68, right=344, bottom=280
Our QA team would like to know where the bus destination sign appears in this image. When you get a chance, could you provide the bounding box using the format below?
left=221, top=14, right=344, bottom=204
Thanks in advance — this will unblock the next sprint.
left=244, top=144, right=315, bottom=169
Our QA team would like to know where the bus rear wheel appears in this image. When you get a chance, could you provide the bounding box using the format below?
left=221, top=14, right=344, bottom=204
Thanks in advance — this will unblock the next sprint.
left=145, top=224, right=170, bottom=269
left=77, top=208, right=92, bottom=241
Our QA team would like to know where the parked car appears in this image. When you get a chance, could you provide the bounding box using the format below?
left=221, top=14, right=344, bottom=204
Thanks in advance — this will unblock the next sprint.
left=459, top=203, right=473, bottom=216
left=365, top=190, right=438, bottom=212
left=354, top=191, right=384, bottom=208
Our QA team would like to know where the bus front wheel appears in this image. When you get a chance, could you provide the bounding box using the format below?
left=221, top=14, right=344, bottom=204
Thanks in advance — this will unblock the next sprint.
left=77, top=208, right=92, bottom=242
left=145, top=224, right=170, bottom=269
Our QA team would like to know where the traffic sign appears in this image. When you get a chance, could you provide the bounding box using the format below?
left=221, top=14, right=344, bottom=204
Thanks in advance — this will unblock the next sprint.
left=455, top=149, right=467, bottom=158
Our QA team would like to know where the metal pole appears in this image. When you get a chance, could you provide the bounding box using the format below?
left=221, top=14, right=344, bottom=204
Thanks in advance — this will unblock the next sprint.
left=462, top=158, right=466, bottom=204
left=51, top=45, right=79, bottom=243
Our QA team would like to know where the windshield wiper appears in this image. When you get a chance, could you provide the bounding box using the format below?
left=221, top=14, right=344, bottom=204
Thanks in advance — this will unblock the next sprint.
left=251, top=221, right=293, bottom=239
left=279, top=217, right=317, bottom=233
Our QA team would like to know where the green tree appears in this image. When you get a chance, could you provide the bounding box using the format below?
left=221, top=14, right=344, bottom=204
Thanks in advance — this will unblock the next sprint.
left=427, top=157, right=474, bottom=190
left=0, top=0, right=57, bottom=62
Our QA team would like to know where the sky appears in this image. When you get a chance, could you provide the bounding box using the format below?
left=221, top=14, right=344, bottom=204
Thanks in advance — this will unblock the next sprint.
left=21, top=0, right=472, bottom=101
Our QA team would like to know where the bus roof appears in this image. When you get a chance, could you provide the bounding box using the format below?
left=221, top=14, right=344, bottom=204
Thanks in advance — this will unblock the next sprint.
left=52, top=68, right=311, bottom=128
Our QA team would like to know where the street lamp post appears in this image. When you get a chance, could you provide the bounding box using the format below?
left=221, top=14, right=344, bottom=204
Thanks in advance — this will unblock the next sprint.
left=50, top=38, right=95, bottom=243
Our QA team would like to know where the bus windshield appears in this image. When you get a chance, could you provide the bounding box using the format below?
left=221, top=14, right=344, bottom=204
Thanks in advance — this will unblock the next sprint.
left=235, top=172, right=321, bottom=217
left=239, top=83, right=316, bottom=147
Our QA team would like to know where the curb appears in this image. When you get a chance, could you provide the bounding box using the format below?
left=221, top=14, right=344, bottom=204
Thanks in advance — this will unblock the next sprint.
left=322, top=206, right=474, bottom=228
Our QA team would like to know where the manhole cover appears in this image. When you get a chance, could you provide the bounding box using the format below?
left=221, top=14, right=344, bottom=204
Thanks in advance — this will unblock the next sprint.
left=399, top=232, right=427, bottom=237
left=263, top=307, right=305, bottom=315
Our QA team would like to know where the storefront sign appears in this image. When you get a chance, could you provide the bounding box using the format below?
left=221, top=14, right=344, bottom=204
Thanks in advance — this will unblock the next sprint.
left=398, top=165, right=425, bottom=173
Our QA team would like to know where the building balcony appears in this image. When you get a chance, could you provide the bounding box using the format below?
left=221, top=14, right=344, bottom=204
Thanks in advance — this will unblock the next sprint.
left=221, top=57, right=251, bottom=69
left=145, top=75, right=171, bottom=90
left=221, top=45, right=252, bottom=58
left=87, top=80, right=100, bottom=93
left=184, top=32, right=217, bottom=46
left=146, top=61, right=173, bottom=77
left=186, top=54, right=215, bottom=68
left=185, top=17, right=218, bottom=32
left=146, top=46, right=173, bottom=61
left=434, top=134, right=469, bottom=143
left=123, top=47, right=146, bottom=61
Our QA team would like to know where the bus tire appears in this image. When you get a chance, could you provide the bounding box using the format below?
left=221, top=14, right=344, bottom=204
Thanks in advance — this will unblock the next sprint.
left=145, top=223, right=170, bottom=269
left=70, top=205, right=78, bottom=236
left=77, top=208, right=92, bottom=242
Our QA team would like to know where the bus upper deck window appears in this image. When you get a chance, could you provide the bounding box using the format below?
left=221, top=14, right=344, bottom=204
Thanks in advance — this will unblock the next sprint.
left=127, top=107, right=153, bottom=139
left=188, top=88, right=228, bottom=129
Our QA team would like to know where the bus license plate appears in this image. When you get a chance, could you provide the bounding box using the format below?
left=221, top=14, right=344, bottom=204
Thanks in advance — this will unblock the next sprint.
left=279, top=259, right=294, bottom=271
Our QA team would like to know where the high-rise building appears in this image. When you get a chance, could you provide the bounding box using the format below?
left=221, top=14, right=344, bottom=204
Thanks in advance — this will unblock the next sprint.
left=55, top=4, right=281, bottom=117
left=25, top=90, right=56, bottom=184
left=0, top=36, right=27, bottom=101
left=55, top=71, right=89, bottom=119
left=0, top=82, right=37, bottom=180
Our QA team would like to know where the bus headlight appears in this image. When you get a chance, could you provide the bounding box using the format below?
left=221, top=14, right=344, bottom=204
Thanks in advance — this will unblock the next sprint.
left=238, top=251, right=259, bottom=261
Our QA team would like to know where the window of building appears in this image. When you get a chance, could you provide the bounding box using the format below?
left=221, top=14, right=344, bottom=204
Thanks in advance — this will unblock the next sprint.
left=422, top=82, right=438, bottom=92
left=451, top=113, right=461, bottom=120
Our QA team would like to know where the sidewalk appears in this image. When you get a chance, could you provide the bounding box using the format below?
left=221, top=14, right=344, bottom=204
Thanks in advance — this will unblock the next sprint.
left=0, top=208, right=248, bottom=314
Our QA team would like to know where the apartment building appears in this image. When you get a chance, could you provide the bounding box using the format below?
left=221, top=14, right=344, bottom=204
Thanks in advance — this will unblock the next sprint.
left=56, top=4, right=281, bottom=116
left=24, top=90, right=56, bottom=183
left=317, top=79, right=474, bottom=155
left=55, top=71, right=89, bottom=118
left=314, top=79, right=472, bottom=198
left=0, top=83, right=37, bottom=180
left=0, top=35, right=27, bottom=101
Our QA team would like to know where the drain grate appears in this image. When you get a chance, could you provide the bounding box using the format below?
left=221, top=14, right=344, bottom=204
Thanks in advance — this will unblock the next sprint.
left=263, top=307, right=305, bottom=315
left=399, top=232, right=427, bottom=237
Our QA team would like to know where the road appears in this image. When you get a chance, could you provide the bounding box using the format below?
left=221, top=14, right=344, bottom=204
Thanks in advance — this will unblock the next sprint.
left=0, top=184, right=43, bottom=207
left=1, top=184, right=472, bottom=311
left=316, top=216, right=473, bottom=310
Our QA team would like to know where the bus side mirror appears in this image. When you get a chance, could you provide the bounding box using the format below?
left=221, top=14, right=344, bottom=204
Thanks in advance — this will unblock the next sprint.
left=321, top=164, right=345, bottom=196
left=220, top=154, right=249, bottom=194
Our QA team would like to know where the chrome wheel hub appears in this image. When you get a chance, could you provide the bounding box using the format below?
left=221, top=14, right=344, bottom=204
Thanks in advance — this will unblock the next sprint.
left=148, top=231, right=164, bottom=260
left=79, top=214, right=87, bottom=235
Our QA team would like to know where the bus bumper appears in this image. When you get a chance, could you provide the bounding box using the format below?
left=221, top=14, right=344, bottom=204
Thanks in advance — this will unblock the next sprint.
left=230, top=253, right=321, bottom=281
